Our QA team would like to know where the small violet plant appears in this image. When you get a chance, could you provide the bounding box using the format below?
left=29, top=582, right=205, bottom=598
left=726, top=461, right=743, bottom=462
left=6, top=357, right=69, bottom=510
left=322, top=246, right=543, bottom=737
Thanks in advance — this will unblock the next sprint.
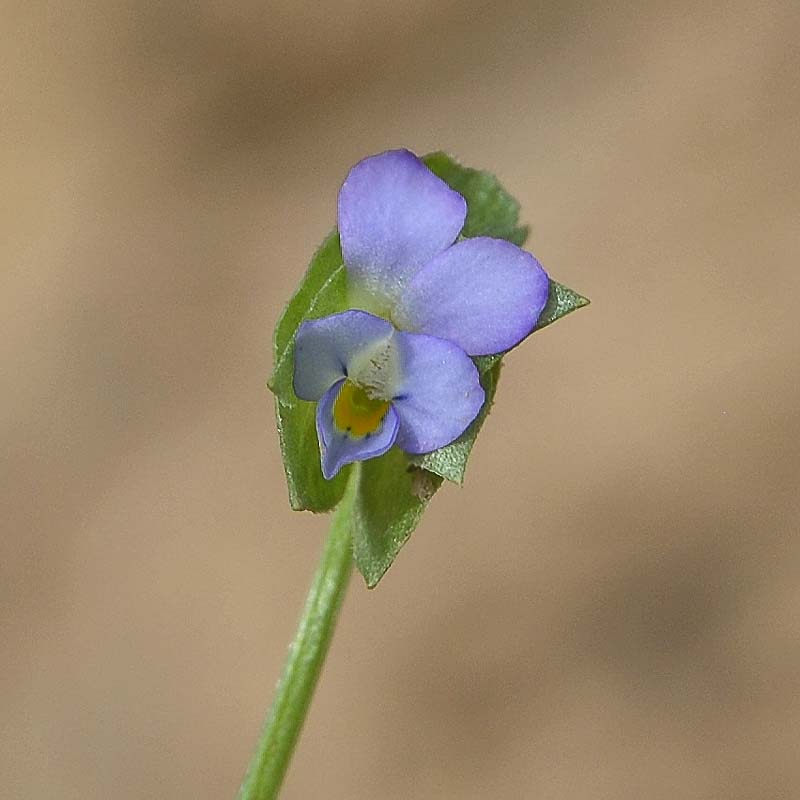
left=240, top=149, right=587, bottom=800
left=293, top=149, right=549, bottom=479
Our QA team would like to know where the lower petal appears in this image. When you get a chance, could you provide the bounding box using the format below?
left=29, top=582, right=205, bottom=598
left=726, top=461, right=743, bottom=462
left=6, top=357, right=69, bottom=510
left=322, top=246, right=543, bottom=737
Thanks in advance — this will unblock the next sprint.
left=316, top=379, right=400, bottom=479
left=391, top=332, right=484, bottom=454
left=394, top=237, right=550, bottom=356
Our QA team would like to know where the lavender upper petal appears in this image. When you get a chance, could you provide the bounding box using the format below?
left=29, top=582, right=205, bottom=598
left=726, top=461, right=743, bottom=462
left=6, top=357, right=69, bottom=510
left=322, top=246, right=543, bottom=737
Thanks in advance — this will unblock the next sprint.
left=394, top=237, right=550, bottom=356
left=338, top=150, right=466, bottom=304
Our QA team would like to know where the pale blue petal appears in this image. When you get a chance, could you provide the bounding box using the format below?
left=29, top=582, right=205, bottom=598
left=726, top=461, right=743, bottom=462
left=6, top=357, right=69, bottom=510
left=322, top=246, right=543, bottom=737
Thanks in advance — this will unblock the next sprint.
left=294, top=310, right=394, bottom=401
left=391, top=332, right=484, bottom=455
left=338, top=150, right=466, bottom=303
left=395, top=237, right=550, bottom=356
left=316, top=379, right=399, bottom=479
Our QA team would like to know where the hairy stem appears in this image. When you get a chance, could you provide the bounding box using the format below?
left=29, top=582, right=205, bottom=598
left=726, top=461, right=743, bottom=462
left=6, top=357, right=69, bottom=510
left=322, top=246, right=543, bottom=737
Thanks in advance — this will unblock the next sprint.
left=237, top=481, right=355, bottom=799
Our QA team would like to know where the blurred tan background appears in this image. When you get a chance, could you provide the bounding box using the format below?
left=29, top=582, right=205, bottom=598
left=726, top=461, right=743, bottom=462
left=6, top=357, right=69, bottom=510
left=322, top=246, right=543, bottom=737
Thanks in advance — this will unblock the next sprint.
left=3, top=1, right=799, bottom=797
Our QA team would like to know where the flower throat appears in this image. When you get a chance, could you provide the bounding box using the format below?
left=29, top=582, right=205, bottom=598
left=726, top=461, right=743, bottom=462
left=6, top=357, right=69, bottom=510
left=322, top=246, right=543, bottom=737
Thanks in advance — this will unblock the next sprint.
left=333, top=381, right=390, bottom=437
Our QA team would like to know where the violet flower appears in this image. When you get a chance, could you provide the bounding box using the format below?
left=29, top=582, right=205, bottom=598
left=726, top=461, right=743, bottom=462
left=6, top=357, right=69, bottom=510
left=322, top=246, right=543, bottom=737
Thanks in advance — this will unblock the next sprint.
left=293, top=149, right=549, bottom=479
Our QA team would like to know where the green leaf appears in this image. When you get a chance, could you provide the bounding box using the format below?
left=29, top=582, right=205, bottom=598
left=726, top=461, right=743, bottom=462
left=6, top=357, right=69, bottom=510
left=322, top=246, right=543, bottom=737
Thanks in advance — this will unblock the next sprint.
left=270, top=232, right=344, bottom=397
left=268, top=233, right=351, bottom=512
left=350, top=452, right=443, bottom=588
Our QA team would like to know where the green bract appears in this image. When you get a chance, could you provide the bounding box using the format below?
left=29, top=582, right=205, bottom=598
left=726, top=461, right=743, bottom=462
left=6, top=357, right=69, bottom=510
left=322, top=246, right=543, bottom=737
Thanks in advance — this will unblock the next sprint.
left=268, top=152, right=588, bottom=587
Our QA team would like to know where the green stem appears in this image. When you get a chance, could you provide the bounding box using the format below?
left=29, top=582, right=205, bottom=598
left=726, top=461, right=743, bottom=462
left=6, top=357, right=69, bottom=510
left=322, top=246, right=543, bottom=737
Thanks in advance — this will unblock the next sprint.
left=237, top=481, right=356, bottom=800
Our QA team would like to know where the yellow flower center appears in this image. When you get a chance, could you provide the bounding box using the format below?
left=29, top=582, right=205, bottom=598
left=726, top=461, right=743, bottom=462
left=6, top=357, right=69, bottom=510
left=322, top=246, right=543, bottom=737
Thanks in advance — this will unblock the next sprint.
left=333, top=381, right=390, bottom=437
